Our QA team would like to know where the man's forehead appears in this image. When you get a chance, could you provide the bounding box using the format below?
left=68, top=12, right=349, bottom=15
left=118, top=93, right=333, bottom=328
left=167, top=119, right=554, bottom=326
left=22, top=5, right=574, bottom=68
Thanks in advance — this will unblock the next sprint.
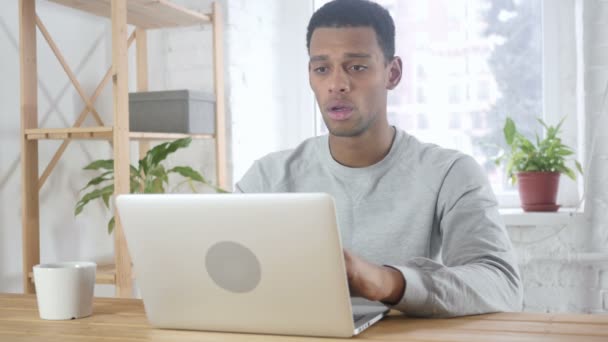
left=310, top=26, right=378, bottom=45
left=309, top=27, right=381, bottom=59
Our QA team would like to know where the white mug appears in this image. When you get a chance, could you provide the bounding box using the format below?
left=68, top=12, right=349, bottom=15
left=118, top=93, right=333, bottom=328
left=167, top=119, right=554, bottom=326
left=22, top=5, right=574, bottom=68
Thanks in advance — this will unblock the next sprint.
left=33, top=261, right=96, bottom=320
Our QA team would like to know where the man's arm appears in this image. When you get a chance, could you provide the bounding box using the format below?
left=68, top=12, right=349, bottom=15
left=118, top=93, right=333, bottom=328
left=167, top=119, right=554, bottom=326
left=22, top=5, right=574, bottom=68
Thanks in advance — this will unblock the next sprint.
left=347, top=156, right=523, bottom=317
left=343, top=249, right=405, bottom=304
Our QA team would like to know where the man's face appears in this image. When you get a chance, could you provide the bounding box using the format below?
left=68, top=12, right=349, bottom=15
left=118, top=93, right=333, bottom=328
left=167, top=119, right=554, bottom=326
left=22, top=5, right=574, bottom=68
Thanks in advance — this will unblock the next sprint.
left=308, top=27, right=401, bottom=138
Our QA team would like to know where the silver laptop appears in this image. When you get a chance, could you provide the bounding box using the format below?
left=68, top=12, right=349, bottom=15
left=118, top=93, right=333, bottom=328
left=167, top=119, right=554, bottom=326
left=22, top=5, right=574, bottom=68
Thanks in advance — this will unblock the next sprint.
left=116, top=193, right=388, bottom=338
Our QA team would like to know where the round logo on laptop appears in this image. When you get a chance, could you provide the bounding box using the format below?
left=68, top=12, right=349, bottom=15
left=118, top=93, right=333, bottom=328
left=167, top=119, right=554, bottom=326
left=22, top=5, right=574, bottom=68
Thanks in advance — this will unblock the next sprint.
left=205, top=241, right=262, bottom=293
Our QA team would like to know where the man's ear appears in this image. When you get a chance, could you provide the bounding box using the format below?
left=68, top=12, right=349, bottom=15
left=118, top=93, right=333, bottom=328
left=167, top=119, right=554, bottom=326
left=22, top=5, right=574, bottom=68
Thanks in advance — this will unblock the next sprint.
left=386, top=57, right=403, bottom=90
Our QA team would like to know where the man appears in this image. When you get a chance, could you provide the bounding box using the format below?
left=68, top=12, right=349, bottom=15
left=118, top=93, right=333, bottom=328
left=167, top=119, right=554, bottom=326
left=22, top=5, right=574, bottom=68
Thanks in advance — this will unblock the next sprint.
left=235, top=0, right=523, bottom=317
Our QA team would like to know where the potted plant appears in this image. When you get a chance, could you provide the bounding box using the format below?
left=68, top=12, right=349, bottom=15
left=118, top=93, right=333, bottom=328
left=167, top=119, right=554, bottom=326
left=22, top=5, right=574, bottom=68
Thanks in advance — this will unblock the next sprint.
left=495, top=117, right=583, bottom=212
left=75, top=137, right=226, bottom=233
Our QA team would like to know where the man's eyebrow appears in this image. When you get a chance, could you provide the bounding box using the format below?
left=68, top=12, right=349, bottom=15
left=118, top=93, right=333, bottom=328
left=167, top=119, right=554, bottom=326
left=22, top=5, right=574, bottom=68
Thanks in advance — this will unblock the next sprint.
left=344, top=53, right=372, bottom=59
left=309, top=55, right=328, bottom=62
left=309, top=53, right=372, bottom=62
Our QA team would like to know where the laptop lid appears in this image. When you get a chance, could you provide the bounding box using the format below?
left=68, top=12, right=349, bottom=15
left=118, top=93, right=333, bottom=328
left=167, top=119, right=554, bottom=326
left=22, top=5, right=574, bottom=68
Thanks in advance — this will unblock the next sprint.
left=116, top=193, right=364, bottom=337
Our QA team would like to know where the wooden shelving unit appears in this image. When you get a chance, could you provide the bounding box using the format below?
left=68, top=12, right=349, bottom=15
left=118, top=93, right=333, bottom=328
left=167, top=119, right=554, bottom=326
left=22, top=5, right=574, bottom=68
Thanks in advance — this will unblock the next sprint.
left=24, top=127, right=214, bottom=141
left=19, top=0, right=226, bottom=297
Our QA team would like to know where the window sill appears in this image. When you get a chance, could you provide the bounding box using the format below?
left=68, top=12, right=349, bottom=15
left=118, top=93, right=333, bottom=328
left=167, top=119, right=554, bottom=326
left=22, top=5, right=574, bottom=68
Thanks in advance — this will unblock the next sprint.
left=499, top=208, right=583, bottom=227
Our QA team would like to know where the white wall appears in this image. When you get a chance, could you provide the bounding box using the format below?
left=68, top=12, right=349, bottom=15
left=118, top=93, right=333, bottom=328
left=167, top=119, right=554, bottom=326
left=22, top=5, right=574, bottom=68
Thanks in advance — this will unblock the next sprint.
left=226, top=0, right=315, bottom=181
left=159, top=0, right=316, bottom=183
left=585, top=0, right=608, bottom=253
left=509, top=216, right=608, bottom=313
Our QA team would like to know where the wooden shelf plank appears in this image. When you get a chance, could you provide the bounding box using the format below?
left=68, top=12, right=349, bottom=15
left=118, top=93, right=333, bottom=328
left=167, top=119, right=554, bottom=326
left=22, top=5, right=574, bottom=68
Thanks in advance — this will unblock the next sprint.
left=48, top=0, right=211, bottom=29
left=25, top=127, right=113, bottom=140
left=129, top=132, right=214, bottom=140
left=25, top=127, right=214, bottom=141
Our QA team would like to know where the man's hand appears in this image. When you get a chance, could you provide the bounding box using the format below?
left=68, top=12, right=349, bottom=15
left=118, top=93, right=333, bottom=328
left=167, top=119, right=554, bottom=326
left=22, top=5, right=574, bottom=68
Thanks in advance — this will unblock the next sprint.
left=343, top=249, right=406, bottom=305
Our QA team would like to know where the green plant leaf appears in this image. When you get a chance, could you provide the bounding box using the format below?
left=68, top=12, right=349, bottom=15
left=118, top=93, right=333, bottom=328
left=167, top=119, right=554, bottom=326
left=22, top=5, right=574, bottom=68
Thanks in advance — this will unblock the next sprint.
left=83, top=159, right=114, bottom=171
left=75, top=184, right=114, bottom=216
left=562, top=167, right=576, bottom=181
left=130, top=178, right=141, bottom=193
left=575, top=160, right=583, bottom=175
left=144, top=142, right=168, bottom=169
left=108, top=216, right=115, bottom=234
left=80, top=171, right=113, bottom=192
left=537, top=117, right=549, bottom=131
left=504, top=117, right=516, bottom=146
left=494, top=153, right=504, bottom=167
left=78, top=137, right=222, bottom=235
left=151, top=178, right=164, bottom=193
left=168, top=166, right=206, bottom=183
left=526, top=163, right=540, bottom=171
left=556, top=148, right=573, bottom=156
left=102, top=193, right=110, bottom=208
left=139, top=157, right=150, bottom=178
left=130, top=165, right=141, bottom=180
left=168, top=166, right=229, bottom=193
left=517, top=134, right=536, bottom=154
left=555, top=116, right=566, bottom=133
left=506, top=157, right=515, bottom=180
left=149, top=165, right=169, bottom=184
left=148, top=138, right=192, bottom=169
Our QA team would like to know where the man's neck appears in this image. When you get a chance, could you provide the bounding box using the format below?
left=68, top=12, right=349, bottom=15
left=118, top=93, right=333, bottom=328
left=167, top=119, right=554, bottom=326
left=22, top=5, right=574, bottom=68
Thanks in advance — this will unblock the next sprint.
left=328, top=124, right=396, bottom=168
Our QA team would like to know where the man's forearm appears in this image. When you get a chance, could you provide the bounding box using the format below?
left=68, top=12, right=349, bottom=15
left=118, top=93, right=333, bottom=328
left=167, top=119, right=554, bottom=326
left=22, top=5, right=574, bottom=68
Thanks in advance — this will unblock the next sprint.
left=381, top=266, right=406, bottom=305
left=344, top=250, right=406, bottom=303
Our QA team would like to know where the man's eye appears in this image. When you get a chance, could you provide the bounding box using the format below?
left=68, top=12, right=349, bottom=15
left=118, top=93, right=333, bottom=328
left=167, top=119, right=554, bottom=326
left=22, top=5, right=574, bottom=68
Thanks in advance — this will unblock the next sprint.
left=350, top=65, right=368, bottom=72
left=314, top=66, right=328, bottom=74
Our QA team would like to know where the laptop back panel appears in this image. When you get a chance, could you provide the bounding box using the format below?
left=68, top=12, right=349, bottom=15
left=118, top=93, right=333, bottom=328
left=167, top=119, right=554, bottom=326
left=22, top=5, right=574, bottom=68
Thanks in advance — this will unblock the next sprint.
left=117, top=193, right=356, bottom=337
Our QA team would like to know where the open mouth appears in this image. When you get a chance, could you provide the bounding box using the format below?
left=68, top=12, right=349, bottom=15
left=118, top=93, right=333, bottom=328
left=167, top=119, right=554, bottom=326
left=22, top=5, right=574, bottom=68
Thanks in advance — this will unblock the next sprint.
left=327, top=105, right=354, bottom=121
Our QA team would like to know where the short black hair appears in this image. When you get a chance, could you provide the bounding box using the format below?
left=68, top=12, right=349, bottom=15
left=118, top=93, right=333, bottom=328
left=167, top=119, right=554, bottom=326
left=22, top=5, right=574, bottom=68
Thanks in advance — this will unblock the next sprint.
left=306, top=0, right=395, bottom=62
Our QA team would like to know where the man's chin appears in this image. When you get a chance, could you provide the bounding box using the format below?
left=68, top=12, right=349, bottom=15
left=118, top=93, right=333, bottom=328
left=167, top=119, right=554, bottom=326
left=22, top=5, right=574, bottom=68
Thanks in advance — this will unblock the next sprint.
left=323, top=115, right=373, bottom=138
left=327, top=126, right=366, bottom=138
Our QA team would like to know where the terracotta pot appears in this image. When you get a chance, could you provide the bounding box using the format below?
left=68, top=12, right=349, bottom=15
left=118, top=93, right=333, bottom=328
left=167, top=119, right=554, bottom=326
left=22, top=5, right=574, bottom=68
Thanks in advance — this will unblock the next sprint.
left=516, top=172, right=560, bottom=212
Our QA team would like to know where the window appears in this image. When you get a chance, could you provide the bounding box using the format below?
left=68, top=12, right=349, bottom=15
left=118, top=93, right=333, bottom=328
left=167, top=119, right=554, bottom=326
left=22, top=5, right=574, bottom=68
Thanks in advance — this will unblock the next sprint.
left=415, top=1, right=429, bottom=22
left=449, top=112, right=461, bottom=129
left=417, top=64, right=427, bottom=80
left=447, top=0, right=465, bottom=19
left=471, top=111, right=485, bottom=130
left=448, top=84, right=462, bottom=104
left=397, top=113, right=416, bottom=130
left=417, top=113, right=429, bottom=129
left=477, top=80, right=490, bottom=101
left=313, top=0, right=580, bottom=208
left=417, top=86, right=427, bottom=103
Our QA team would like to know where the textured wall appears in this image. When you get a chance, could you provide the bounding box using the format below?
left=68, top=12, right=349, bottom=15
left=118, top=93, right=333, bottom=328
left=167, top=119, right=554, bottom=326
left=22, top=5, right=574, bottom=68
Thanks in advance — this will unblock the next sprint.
left=585, top=0, right=608, bottom=253
left=509, top=216, right=608, bottom=313
left=162, top=0, right=316, bottom=183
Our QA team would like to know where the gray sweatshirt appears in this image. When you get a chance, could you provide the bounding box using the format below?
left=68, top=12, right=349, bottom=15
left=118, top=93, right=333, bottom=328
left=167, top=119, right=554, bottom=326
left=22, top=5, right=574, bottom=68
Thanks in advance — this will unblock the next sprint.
left=235, top=128, right=523, bottom=317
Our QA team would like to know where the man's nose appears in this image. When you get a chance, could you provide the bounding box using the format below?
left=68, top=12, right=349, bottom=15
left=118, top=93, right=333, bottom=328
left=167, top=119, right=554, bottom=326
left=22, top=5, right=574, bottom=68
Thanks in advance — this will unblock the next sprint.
left=328, top=69, right=350, bottom=93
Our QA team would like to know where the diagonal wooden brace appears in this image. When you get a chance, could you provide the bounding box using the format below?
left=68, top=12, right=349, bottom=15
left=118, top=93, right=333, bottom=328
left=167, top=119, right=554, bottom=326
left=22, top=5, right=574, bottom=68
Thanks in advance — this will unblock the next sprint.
left=35, top=14, right=106, bottom=127
left=38, top=30, right=136, bottom=190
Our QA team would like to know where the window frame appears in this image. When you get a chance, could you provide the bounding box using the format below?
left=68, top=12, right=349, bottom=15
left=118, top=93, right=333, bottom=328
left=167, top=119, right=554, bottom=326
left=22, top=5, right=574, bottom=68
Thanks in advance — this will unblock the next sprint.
left=311, top=0, right=583, bottom=209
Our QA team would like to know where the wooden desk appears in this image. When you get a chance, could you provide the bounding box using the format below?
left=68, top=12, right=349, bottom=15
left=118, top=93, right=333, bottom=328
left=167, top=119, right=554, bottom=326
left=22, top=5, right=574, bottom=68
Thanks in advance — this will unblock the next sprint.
left=1, top=293, right=607, bottom=341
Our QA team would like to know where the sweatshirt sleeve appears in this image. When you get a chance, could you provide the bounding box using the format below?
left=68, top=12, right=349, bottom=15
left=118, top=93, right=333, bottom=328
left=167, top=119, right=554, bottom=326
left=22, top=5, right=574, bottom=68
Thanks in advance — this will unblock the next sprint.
left=234, top=160, right=268, bottom=193
left=388, top=155, right=523, bottom=317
